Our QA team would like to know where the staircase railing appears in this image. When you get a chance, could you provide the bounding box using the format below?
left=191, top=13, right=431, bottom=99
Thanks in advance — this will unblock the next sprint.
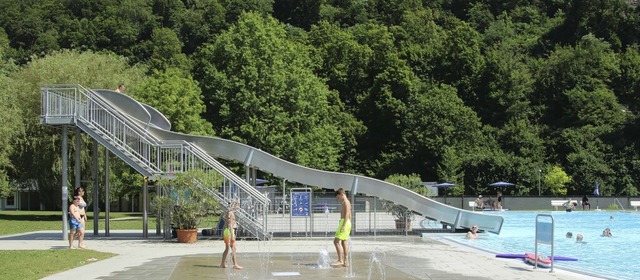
left=614, top=198, right=625, bottom=211
left=41, top=84, right=270, bottom=240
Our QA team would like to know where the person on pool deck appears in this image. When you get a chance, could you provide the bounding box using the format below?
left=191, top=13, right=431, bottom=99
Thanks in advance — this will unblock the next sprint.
left=221, top=200, right=242, bottom=269
left=466, top=225, right=479, bottom=239
left=68, top=196, right=84, bottom=249
left=73, top=187, right=88, bottom=249
left=497, top=192, right=503, bottom=211
left=581, top=195, right=590, bottom=210
left=332, top=188, right=352, bottom=267
left=563, top=199, right=576, bottom=212
left=485, top=196, right=495, bottom=211
left=474, top=195, right=484, bottom=209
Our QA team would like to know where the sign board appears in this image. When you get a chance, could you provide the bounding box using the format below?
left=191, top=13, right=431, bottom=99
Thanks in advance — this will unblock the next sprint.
left=535, top=214, right=555, bottom=272
left=536, top=221, right=553, bottom=245
left=291, top=191, right=310, bottom=217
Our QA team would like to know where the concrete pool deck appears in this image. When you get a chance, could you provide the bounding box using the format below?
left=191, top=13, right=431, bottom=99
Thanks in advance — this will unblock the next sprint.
left=0, top=230, right=604, bottom=280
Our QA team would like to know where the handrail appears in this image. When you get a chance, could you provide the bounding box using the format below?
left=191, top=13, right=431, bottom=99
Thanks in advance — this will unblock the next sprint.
left=188, top=143, right=269, bottom=204
left=41, top=84, right=505, bottom=236
left=41, top=84, right=271, bottom=239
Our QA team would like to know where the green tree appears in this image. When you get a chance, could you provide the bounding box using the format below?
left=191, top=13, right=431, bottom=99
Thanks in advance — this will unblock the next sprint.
left=7, top=50, right=147, bottom=209
left=223, top=0, right=273, bottom=23
left=175, top=0, right=226, bottom=54
left=147, top=27, right=190, bottom=72
left=92, top=0, right=159, bottom=61
left=194, top=12, right=357, bottom=170
left=272, top=0, right=322, bottom=30
left=0, top=74, right=21, bottom=197
left=395, top=7, right=447, bottom=82
left=535, top=34, right=620, bottom=128
left=614, top=46, right=640, bottom=113
left=436, top=147, right=465, bottom=196
left=307, top=21, right=369, bottom=172
left=544, top=166, right=571, bottom=196
left=550, top=0, right=632, bottom=49
left=462, top=147, right=513, bottom=195
left=431, top=15, right=485, bottom=102
left=133, top=68, right=213, bottom=135
left=0, top=27, right=18, bottom=196
left=0, top=0, right=66, bottom=63
left=402, top=83, right=485, bottom=179
left=319, top=0, right=374, bottom=26
left=561, top=128, right=615, bottom=195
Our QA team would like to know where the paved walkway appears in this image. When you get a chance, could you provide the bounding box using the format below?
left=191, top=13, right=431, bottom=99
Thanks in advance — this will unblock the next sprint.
left=0, top=230, right=604, bottom=280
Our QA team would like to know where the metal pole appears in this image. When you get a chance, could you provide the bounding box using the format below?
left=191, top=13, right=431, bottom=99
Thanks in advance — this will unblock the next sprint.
left=143, top=177, right=148, bottom=238
left=61, top=126, right=69, bottom=240
left=156, top=184, right=161, bottom=235
left=92, top=140, right=99, bottom=235
left=75, top=128, right=81, bottom=191
left=538, top=169, right=542, bottom=196
left=282, top=179, right=286, bottom=217
left=105, top=149, right=110, bottom=237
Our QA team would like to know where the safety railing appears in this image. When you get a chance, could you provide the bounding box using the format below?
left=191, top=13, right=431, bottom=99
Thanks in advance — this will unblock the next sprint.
left=41, top=84, right=270, bottom=240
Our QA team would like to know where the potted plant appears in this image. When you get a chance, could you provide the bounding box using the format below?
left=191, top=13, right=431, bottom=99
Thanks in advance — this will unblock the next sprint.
left=382, top=173, right=430, bottom=230
left=154, top=170, right=220, bottom=243
left=381, top=200, right=415, bottom=230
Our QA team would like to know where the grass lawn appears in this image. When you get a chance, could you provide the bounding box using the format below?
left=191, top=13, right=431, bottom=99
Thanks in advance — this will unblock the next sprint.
left=0, top=211, right=129, bottom=279
left=0, top=210, right=221, bottom=278
left=0, top=210, right=221, bottom=236
left=0, top=249, right=116, bottom=280
left=0, top=211, right=149, bottom=236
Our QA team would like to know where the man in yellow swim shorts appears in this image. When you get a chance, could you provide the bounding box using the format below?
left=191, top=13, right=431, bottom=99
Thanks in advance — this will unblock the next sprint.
left=332, top=188, right=351, bottom=267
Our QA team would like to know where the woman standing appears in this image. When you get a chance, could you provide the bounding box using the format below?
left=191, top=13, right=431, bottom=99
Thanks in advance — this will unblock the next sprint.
left=73, top=187, right=88, bottom=248
left=68, top=196, right=84, bottom=249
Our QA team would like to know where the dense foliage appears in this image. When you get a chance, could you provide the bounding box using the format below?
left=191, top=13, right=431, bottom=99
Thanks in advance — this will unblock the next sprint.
left=2, top=0, right=640, bottom=203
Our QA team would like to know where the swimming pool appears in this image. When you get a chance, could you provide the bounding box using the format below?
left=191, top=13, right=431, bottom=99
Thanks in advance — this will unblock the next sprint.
left=445, top=210, right=640, bottom=280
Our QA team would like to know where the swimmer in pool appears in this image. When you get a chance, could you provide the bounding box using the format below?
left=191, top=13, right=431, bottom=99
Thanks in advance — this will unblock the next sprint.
left=466, top=225, right=479, bottom=239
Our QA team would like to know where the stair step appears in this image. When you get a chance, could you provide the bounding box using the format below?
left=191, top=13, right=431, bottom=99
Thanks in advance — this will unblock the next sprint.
left=77, top=109, right=270, bottom=240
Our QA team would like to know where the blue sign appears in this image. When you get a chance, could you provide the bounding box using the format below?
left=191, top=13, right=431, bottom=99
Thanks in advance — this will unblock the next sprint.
left=291, top=192, right=310, bottom=217
left=536, top=221, right=553, bottom=244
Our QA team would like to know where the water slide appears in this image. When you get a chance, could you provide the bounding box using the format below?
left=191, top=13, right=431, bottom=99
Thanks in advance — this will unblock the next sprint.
left=94, top=89, right=504, bottom=234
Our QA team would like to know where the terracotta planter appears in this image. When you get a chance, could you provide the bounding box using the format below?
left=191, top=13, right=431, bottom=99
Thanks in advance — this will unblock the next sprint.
left=176, top=228, right=198, bottom=243
left=395, top=220, right=412, bottom=231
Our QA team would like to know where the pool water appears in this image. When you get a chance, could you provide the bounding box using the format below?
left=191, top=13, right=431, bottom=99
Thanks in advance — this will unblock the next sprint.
left=446, top=210, right=640, bottom=280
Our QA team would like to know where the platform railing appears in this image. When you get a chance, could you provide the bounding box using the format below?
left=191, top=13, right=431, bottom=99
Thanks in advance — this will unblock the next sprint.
left=41, top=84, right=271, bottom=240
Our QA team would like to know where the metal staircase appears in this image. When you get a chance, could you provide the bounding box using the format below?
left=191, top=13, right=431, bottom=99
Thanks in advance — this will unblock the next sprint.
left=41, top=84, right=271, bottom=240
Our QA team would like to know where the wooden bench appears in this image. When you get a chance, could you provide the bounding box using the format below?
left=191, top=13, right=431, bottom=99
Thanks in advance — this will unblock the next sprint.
left=551, top=200, right=577, bottom=211
left=630, top=201, right=640, bottom=211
